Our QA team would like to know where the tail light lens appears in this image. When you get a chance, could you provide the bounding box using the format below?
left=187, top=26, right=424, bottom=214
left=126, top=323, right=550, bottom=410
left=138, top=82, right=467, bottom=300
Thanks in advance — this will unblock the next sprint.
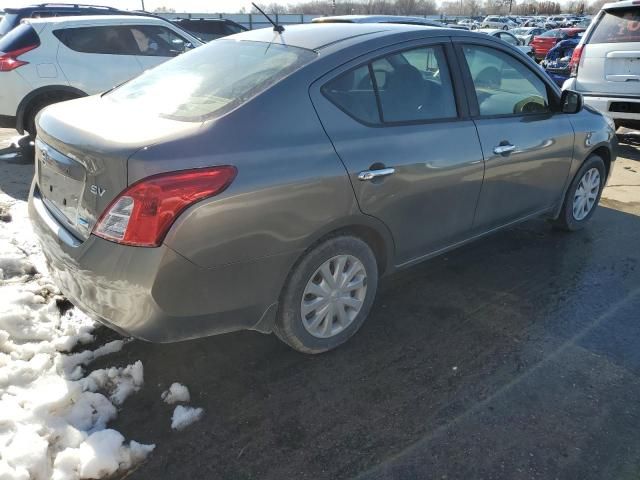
left=569, top=44, right=584, bottom=77
left=93, top=166, right=237, bottom=247
left=0, top=45, right=38, bottom=72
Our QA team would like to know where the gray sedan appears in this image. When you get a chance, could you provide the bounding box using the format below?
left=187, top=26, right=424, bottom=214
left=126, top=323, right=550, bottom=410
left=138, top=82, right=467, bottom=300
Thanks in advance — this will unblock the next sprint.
left=29, top=24, right=617, bottom=353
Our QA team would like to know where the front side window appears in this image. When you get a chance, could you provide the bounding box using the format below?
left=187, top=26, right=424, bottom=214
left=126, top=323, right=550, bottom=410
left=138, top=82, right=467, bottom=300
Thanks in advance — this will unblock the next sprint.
left=129, top=25, right=191, bottom=57
left=107, top=39, right=316, bottom=122
left=590, top=7, right=640, bottom=43
left=322, top=45, right=457, bottom=125
left=462, top=45, right=549, bottom=116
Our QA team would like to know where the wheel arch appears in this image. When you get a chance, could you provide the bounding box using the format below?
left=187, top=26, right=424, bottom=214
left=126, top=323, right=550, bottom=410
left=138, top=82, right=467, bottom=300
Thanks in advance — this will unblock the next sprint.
left=16, top=85, right=88, bottom=134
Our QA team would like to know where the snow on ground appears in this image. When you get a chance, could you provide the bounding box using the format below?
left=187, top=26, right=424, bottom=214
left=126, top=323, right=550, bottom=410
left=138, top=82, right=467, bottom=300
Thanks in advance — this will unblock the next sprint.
left=170, top=406, right=204, bottom=431
left=161, top=382, right=190, bottom=404
left=0, top=183, right=154, bottom=478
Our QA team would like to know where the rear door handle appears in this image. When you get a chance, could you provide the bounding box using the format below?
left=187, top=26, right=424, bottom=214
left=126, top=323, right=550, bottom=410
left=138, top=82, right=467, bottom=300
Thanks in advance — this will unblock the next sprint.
left=358, top=168, right=396, bottom=181
left=493, top=144, right=516, bottom=155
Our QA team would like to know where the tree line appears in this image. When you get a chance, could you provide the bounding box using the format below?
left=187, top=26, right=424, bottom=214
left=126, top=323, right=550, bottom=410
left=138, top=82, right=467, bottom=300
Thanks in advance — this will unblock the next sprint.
left=248, top=0, right=606, bottom=16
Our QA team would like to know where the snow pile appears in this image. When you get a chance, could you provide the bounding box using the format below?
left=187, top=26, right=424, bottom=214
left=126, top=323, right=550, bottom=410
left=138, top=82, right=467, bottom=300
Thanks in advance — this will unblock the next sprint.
left=0, top=194, right=154, bottom=479
left=171, top=406, right=204, bottom=431
left=161, top=382, right=190, bottom=404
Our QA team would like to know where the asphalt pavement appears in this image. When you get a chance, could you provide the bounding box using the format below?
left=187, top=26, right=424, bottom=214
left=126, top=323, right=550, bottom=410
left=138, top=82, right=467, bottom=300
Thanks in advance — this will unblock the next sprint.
left=1, top=128, right=639, bottom=480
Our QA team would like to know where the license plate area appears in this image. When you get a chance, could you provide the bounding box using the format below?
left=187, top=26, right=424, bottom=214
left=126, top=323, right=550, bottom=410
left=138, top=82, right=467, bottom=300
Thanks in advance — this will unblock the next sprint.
left=36, top=139, right=86, bottom=229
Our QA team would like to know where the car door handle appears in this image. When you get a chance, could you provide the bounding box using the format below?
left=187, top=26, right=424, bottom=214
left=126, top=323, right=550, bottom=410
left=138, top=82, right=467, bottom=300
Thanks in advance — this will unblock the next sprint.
left=357, top=168, right=396, bottom=181
left=493, top=144, right=516, bottom=155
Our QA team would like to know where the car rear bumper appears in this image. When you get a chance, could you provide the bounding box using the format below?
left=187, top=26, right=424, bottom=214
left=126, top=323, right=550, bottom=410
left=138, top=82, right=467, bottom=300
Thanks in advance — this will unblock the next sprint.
left=28, top=181, right=283, bottom=342
left=582, top=95, right=640, bottom=124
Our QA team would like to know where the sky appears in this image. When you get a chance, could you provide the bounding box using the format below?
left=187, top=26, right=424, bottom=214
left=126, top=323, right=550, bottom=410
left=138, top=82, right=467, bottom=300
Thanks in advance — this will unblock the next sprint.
left=0, top=0, right=256, bottom=13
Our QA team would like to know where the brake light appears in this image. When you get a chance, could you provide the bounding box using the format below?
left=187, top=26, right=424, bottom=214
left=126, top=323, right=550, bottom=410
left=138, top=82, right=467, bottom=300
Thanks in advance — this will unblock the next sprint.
left=0, top=44, right=37, bottom=72
left=93, top=166, right=237, bottom=247
left=569, top=44, right=584, bottom=77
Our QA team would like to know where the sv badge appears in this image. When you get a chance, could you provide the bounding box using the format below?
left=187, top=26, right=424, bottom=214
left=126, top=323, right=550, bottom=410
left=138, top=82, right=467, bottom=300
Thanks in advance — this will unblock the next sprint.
left=90, top=185, right=106, bottom=197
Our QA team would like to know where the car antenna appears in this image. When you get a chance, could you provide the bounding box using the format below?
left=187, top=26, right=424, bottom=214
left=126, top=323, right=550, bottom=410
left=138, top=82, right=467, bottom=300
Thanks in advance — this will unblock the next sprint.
left=252, top=3, right=284, bottom=33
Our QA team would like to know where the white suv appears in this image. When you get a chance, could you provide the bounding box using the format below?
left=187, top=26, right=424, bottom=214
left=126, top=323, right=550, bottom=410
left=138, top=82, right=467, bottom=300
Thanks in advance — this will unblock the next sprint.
left=0, top=15, right=202, bottom=135
left=563, top=0, right=640, bottom=130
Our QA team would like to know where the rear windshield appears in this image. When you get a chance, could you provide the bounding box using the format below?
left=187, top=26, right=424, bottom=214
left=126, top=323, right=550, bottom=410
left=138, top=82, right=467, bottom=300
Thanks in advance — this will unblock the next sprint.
left=590, top=7, right=640, bottom=43
left=0, top=23, right=40, bottom=52
left=0, top=13, right=20, bottom=36
left=107, top=39, right=316, bottom=122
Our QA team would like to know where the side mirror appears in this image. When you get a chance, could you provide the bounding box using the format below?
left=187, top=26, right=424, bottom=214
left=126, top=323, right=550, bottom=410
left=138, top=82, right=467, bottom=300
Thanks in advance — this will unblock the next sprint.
left=561, top=90, right=583, bottom=114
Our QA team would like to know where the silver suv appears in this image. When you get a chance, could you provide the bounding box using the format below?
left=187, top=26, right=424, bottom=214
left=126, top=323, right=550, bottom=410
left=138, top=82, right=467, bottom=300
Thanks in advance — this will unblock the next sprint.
left=564, top=0, right=640, bottom=130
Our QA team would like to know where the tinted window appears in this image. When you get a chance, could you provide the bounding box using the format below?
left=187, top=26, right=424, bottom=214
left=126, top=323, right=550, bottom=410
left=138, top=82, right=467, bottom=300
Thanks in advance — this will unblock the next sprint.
left=54, top=26, right=138, bottom=55
left=373, top=46, right=457, bottom=122
left=590, top=7, right=640, bottom=43
left=463, top=45, right=549, bottom=116
left=131, top=25, right=190, bottom=57
left=0, top=23, right=40, bottom=52
left=322, top=65, right=380, bottom=124
left=225, top=22, right=245, bottom=34
left=108, top=40, right=316, bottom=122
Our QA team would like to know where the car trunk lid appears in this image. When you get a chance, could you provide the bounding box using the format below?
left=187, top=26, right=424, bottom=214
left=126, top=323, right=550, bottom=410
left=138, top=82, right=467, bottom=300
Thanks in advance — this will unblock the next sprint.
left=35, top=95, right=201, bottom=241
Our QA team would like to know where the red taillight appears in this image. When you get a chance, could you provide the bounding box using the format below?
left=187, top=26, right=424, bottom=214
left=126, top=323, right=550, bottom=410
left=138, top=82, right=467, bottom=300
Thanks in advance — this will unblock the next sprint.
left=0, top=45, right=38, bottom=72
left=569, top=44, right=584, bottom=77
left=93, top=166, right=237, bottom=247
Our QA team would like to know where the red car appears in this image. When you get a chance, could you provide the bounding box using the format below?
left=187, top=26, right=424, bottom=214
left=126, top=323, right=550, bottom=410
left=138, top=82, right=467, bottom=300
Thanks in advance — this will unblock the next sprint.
left=531, top=28, right=585, bottom=60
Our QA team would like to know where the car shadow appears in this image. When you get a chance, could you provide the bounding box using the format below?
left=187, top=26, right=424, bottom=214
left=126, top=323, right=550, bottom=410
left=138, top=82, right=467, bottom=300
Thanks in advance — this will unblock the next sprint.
left=86, top=206, right=640, bottom=480
left=0, top=134, right=34, bottom=202
left=617, top=130, right=640, bottom=161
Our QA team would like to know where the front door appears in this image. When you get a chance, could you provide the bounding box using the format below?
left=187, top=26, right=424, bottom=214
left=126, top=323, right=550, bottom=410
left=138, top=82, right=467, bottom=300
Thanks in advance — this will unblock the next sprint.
left=311, top=40, right=485, bottom=265
left=456, top=40, right=575, bottom=231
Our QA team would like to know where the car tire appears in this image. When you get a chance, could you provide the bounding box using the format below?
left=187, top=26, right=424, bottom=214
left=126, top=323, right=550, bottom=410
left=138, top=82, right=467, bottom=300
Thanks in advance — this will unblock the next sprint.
left=503, top=25, right=509, bottom=30
left=274, top=235, right=378, bottom=354
left=25, top=93, right=78, bottom=138
left=552, top=154, right=606, bottom=232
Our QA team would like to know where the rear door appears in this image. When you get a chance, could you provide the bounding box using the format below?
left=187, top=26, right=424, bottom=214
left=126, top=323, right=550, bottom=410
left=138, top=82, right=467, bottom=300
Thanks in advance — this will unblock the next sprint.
left=455, top=38, right=574, bottom=230
left=577, top=5, right=640, bottom=95
left=311, top=39, right=485, bottom=265
left=55, top=25, right=143, bottom=93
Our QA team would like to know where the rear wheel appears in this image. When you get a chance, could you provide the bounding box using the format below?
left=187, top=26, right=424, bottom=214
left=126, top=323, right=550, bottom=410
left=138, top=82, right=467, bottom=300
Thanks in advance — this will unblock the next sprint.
left=552, top=154, right=606, bottom=231
left=274, top=236, right=378, bottom=354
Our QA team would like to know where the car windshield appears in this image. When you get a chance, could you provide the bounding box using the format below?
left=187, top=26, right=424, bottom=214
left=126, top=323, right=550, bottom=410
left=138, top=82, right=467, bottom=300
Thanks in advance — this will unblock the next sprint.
left=107, top=39, right=316, bottom=122
left=590, top=7, right=640, bottom=43
left=0, top=13, right=19, bottom=36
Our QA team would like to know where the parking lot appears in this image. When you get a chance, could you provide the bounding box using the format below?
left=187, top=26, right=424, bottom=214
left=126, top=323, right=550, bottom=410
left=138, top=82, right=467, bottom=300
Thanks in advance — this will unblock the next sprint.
left=1, top=127, right=639, bottom=479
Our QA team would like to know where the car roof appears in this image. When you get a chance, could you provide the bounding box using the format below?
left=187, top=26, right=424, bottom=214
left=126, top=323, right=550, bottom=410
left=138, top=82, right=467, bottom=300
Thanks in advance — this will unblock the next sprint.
left=24, top=14, right=170, bottom=26
left=311, top=14, right=441, bottom=25
left=233, top=23, right=451, bottom=51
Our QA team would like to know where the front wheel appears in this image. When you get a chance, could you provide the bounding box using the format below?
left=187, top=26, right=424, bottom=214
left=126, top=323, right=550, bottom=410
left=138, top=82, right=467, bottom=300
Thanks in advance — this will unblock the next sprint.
left=552, top=154, right=606, bottom=231
left=274, top=236, right=378, bottom=354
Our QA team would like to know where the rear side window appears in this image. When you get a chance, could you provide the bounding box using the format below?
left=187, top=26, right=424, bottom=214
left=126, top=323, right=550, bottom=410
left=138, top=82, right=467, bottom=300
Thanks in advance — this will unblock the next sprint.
left=322, top=45, right=457, bottom=125
left=590, top=8, right=640, bottom=43
left=322, top=65, right=380, bottom=124
left=54, top=26, right=138, bottom=55
left=0, top=23, right=40, bottom=52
